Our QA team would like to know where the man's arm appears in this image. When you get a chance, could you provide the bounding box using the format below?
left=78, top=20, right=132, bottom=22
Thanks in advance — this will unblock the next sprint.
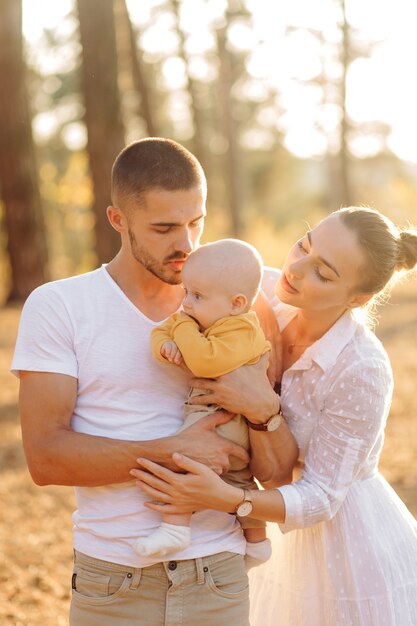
left=19, top=371, right=249, bottom=487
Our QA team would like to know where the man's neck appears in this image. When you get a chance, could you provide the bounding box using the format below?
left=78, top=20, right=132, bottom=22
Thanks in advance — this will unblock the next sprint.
left=106, top=253, right=184, bottom=322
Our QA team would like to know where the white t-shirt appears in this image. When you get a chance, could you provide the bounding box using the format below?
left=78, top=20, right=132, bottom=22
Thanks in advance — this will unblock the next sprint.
left=11, top=266, right=246, bottom=567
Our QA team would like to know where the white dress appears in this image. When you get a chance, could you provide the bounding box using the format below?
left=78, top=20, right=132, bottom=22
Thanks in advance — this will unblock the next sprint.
left=250, top=270, right=417, bottom=626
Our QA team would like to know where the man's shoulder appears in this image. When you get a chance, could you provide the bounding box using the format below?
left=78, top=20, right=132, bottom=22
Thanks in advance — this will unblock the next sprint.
left=20, top=268, right=105, bottom=320
left=29, top=267, right=104, bottom=299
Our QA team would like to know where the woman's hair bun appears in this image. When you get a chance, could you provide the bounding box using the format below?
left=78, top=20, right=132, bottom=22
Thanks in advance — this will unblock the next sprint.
left=397, top=230, right=417, bottom=271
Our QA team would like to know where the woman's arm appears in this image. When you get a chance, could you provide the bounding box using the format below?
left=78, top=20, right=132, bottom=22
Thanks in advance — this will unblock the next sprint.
left=132, top=355, right=393, bottom=529
left=277, top=356, right=393, bottom=531
left=130, top=453, right=287, bottom=523
left=251, top=289, right=283, bottom=385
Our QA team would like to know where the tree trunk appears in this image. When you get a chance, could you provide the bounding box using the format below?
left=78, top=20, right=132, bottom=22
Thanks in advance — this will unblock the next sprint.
left=113, top=0, right=157, bottom=136
left=216, top=25, right=243, bottom=238
left=339, top=0, right=352, bottom=207
left=0, top=0, right=49, bottom=301
left=77, top=0, right=125, bottom=264
left=170, top=0, right=208, bottom=170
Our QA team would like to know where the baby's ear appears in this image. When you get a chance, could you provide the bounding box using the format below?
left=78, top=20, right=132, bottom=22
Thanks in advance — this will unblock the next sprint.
left=230, top=293, right=248, bottom=315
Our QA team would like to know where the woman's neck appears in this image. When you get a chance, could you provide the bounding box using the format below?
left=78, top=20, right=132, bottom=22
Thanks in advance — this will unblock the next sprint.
left=282, top=306, right=349, bottom=369
left=292, top=306, right=348, bottom=345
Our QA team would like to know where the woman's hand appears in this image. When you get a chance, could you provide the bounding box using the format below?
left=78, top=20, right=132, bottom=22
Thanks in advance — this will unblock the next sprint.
left=188, top=354, right=280, bottom=424
left=130, top=453, right=242, bottom=515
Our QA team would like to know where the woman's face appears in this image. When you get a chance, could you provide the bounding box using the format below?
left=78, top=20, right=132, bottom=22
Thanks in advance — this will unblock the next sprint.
left=275, top=214, right=368, bottom=313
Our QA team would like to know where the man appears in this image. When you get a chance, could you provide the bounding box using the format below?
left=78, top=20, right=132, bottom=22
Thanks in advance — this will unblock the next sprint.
left=12, top=138, right=297, bottom=626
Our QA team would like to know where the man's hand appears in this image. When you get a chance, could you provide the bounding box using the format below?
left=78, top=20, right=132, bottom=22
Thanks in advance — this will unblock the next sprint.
left=161, top=340, right=184, bottom=365
left=187, top=354, right=280, bottom=424
left=252, top=290, right=283, bottom=385
left=172, top=411, right=249, bottom=474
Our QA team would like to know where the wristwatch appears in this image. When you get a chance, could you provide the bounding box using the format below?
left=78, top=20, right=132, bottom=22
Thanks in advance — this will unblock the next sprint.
left=247, top=411, right=283, bottom=432
left=235, top=488, right=253, bottom=517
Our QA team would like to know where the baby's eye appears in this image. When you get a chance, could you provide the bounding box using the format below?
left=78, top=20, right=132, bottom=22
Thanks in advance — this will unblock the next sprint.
left=194, top=293, right=202, bottom=301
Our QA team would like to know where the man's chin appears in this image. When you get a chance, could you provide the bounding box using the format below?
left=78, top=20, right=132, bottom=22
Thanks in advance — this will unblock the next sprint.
left=160, top=271, right=183, bottom=286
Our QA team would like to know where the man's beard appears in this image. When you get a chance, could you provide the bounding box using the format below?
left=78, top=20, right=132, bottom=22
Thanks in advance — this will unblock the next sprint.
left=128, top=227, right=184, bottom=285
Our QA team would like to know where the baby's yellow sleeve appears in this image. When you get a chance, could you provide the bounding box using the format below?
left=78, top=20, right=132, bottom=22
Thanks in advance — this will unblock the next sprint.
left=150, top=316, right=177, bottom=363
left=171, top=315, right=269, bottom=377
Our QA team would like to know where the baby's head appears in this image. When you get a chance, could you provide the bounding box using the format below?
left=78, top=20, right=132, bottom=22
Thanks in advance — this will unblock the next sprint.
left=181, top=239, right=263, bottom=330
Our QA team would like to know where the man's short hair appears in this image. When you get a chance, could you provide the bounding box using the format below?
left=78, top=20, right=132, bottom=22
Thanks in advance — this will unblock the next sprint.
left=111, top=137, right=206, bottom=206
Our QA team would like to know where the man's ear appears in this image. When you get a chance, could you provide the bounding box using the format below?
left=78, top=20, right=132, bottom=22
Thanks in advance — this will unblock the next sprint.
left=230, top=293, right=248, bottom=315
left=107, top=205, right=127, bottom=233
left=347, top=291, right=374, bottom=309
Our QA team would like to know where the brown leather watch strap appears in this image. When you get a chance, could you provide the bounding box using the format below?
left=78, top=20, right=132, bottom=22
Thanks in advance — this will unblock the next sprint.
left=247, top=411, right=283, bottom=431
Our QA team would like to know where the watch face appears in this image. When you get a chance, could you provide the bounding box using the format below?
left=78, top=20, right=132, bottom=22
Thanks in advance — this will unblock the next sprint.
left=237, top=502, right=253, bottom=517
left=267, top=414, right=282, bottom=432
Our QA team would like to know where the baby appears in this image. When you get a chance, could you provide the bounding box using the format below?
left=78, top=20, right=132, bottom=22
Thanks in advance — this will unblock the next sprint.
left=134, top=239, right=273, bottom=569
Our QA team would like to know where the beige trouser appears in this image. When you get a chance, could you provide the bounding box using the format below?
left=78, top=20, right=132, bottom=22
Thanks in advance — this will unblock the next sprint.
left=180, top=387, right=266, bottom=530
left=70, top=549, right=249, bottom=626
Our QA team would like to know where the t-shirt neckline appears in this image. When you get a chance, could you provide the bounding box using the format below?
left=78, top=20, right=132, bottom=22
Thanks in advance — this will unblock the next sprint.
left=100, top=264, right=173, bottom=326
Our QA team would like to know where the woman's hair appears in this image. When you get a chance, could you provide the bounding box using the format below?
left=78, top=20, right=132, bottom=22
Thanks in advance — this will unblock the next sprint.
left=336, top=206, right=417, bottom=295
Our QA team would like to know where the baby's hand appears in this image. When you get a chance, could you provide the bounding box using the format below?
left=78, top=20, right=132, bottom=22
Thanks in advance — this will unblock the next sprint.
left=161, top=340, right=184, bottom=365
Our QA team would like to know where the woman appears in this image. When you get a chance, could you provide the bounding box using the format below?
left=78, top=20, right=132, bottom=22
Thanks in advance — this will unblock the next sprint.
left=131, top=207, right=417, bottom=626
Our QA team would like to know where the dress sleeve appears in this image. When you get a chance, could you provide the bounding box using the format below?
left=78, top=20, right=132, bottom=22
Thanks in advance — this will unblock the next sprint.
left=11, top=284, right=78, bottom=378
left=277, top=356, right=393, bottom=532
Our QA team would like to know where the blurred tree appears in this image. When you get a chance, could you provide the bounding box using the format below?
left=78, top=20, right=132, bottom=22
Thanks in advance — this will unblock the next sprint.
left=77, top=0, right=125, bottom=263
left=114, top=0, right=157, bottom=137
left=285, top=0, right=388, bottom=211
left=214, top=0, right=256, bottom=238
left=216, top=22, right=243, bottom=237
left=0, top=0, right=49, bottom=301
left=169, top=0, right=208, bottom=170
left=338, top=0, right=351, bottom=207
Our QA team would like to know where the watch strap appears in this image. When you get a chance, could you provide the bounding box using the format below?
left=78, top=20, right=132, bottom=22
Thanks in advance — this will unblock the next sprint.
left=235, top=488, right=253, bottom=514
left=247, top=411, right=282, bottom=431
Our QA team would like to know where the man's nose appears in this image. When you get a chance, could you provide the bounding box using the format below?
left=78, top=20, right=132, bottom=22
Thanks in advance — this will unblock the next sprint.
left=175, top=228, right=193, bottom=254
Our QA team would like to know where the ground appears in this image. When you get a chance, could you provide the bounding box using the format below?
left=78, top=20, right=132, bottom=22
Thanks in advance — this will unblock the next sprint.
left=1, top=284, right=416, bottom=625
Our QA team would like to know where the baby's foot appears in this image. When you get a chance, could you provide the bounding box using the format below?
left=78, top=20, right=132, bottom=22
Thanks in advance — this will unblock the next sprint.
left=245, top=538, right=272, bottom=571
left=133, top=523, right=191, bottom=558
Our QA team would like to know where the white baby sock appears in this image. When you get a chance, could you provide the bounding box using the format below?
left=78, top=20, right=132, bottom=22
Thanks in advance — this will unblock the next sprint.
left=244, top=538, right=272, bottom=571
left=133, top=523, right=191, bottom=558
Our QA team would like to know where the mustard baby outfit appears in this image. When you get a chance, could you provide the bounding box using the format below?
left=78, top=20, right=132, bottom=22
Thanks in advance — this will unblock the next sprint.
left=151, top=311, right=271, bottom=530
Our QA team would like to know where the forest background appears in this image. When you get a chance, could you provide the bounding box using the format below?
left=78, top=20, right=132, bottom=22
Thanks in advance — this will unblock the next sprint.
left=0, top=0, right=416, bottom=624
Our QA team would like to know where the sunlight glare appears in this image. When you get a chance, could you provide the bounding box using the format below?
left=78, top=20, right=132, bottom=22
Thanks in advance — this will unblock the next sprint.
left=22, top=0, right=417, bottom=164
left=22, top=0, right=73, bottom=42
